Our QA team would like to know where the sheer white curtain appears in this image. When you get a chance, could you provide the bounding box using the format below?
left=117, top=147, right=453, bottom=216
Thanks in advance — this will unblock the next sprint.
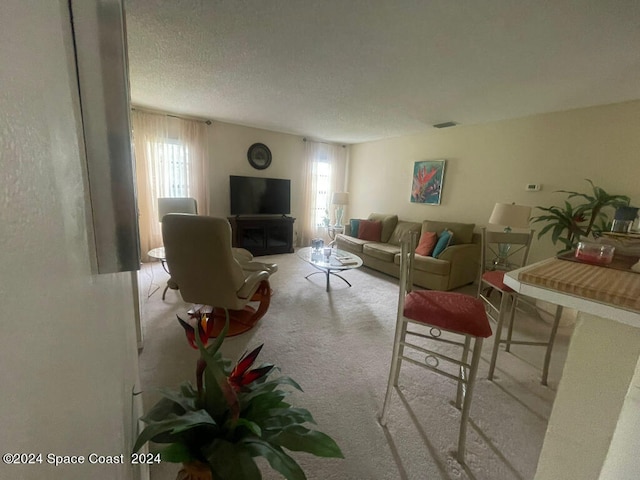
left=131, top=110, right=210, bottom=260
left=300, top=140, right=348, bottom=246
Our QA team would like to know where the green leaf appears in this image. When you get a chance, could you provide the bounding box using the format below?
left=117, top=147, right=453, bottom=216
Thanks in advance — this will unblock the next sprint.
left=156, top=443, right=194, bottom=464
left=245, top=391, right=289, bottom=418
left=253, top=407, right=317, bottom=431
left=180, top=382, right=199, bottom=399
left=264, top=407, right=316, bottom=426
left=133, top=410, right=217, bottom=453
left=195, top=320, right=228, bottom=383
left=205, top=309, right=230, bottom=356
left=267, top=425, right=344, bottom=458
left=156, top=385, right=198, bottom=412
left=194, top=315, right=239, bottom=417
left=240, top=376, right=303, bottom=406
left=234, top=418, right=262, bottom=437
left=141, top=396, right=186, bottom=423
left=536, top=223, right=555, bottom=238
left=244, top=439, right=307, bottom=480
left=202, top=363, right=230, bottom=418
left=272, top=376, right=303, bottom=391
left=205, top=439, right=261, bottom=480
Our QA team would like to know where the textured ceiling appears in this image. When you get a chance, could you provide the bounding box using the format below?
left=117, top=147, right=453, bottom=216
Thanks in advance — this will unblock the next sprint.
left=125, top=0, right=640, bottom=144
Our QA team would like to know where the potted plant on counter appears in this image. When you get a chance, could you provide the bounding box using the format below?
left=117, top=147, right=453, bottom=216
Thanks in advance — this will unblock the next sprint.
left=531, top=179, right=630, bottom=253
left=134, top=312, right=343, bottom=480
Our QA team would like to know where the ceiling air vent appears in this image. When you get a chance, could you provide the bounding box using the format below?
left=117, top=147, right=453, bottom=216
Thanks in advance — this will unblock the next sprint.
left=433, top=121, right=458, bottom=128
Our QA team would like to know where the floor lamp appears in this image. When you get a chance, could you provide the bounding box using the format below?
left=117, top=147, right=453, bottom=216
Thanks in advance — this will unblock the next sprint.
left=488, top=203, right=532, bottom=267
left=332, top=192, right=349, bottom=228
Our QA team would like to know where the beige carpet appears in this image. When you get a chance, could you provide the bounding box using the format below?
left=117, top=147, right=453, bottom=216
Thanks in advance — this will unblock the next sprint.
left=137, top=251, right=574, bottom=480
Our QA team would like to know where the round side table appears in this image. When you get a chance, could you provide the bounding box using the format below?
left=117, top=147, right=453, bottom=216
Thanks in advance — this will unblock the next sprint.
left=147, top=247, right=178, bottom=300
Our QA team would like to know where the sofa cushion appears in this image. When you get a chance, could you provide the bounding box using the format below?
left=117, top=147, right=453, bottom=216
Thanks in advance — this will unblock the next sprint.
left=422, top=220, right=475, bottom=245
left=395, top=253, right=451, bottom=275
left=349, top=219, right=361, bottom=238
left=388, top=221, right=422, bottom=246
left=368, top=213, right=398, bottom=243
left=415, top=231, right=437, bottom=256
left=335, top=234, right=369, bottom=253
left=363, top=242, right=401, bottom=262
left=432, top=229, right=453, bottom=258
left=358, top=220, right=382, bottom=241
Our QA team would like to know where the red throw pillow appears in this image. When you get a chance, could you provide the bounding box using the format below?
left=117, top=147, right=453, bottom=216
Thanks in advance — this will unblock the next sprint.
left=415, top=231, right=437, bottom=256
left=358, top=220, right=382, bottom=241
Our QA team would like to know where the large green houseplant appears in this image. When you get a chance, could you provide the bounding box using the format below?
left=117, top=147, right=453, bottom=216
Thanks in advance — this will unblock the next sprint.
left=531, top=179, right=630, bottom=253
left=134, top=312, right=343, bottom=480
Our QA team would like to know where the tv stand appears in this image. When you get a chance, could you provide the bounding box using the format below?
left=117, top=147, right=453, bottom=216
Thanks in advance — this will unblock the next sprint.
left=228, top=216, right=295, bottom=256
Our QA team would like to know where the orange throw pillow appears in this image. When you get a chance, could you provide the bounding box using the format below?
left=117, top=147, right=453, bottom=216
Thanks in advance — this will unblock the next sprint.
left=358, top=220, right=382, bottom=241
left=415, top=231, right=437, bottom=256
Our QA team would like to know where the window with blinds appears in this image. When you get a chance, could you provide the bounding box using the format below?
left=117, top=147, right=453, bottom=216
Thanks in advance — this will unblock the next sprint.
left=146, top=139, right=191, bottom=198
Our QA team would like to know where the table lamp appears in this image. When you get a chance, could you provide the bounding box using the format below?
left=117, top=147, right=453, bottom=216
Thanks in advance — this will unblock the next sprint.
left=332, top=192, right=349, bottom=227
left=488, top=203, right=532, bottom=267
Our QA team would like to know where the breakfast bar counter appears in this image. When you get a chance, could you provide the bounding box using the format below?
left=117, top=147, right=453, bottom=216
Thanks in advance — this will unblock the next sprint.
left=504, top=258, right=640, bottom=480
left=506, top=258, right=640, bottom=326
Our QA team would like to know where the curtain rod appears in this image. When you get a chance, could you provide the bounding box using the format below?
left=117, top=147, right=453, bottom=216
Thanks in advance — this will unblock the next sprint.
left=131, top=106, right=212, bottom=125
left=303, top=137, right=347, bottom=148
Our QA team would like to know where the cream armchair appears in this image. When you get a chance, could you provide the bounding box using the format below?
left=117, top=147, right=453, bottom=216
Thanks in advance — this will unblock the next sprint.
left=157, top=196, right=276, bottom=299
left=158, top=197, right=198, bottom=220
left=162, top=214, right=276, bottom=336
left=233, top=248, right=278, bottom=276
left=157, top=197, right=198, bottom=299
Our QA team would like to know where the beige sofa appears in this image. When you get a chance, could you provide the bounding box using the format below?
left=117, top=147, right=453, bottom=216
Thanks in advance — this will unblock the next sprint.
left=335, top=213, right=480, bottom=291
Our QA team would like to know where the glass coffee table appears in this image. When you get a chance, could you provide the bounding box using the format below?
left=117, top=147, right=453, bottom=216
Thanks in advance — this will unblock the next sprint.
left=297, top=247, right=363, bottom=292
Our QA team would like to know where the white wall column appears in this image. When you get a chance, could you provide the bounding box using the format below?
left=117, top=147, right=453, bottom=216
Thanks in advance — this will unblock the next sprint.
left=534, top=314, right=640, bottom=479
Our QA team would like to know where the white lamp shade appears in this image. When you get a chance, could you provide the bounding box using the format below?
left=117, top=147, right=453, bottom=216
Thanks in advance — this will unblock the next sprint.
left=488, top=203, right=531, bottom=229
left=331, top=192, right=349, bottom=205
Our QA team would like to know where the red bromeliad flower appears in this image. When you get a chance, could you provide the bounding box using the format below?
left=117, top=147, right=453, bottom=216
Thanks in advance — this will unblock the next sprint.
left=417, top=166, right=438, bottom=186
left=228, top=344, right=273, bottom=391
left=412, top=166, right=440, bottom=200
left=177, top=312, right=215, bottom=349
left=177, top=313, right=272, bottom=419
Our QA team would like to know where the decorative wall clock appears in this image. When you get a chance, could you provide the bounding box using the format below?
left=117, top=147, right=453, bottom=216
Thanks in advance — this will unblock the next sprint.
left=247, top=143, right=272, bottom=170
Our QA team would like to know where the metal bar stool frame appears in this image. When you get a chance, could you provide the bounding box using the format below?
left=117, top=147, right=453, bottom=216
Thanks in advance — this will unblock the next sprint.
left=380, top=232, right=491, bottom=464
left=478, top=227, right=562, bottom=386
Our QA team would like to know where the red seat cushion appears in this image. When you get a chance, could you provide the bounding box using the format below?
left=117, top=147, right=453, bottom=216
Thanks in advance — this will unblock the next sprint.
left=403, top=290, right=492, bottom=338
left=481, top=270, right=514, bottom=292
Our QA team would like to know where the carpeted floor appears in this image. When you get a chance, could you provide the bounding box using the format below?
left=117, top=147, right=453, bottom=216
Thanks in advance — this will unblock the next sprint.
left=137, top=251, right=574, bottom=480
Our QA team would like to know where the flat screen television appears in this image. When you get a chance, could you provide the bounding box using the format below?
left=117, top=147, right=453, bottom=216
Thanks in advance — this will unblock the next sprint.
left=230, top=175, right=291, bottom=215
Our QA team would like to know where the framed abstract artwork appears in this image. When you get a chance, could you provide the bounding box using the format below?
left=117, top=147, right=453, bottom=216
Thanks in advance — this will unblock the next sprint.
left=410, top=159, right=446, bottom=205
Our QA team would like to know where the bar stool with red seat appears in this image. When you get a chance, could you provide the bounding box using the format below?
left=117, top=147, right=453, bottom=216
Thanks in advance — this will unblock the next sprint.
left=478, top=227, right=562, bottom=386
left=379, top=232, right=492, bottom=464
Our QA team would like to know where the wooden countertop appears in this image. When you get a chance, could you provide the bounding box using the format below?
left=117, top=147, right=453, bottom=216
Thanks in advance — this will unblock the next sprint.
left=518, top=258, right=640, bottom=312
left=504, top=258, right=640, bottom=328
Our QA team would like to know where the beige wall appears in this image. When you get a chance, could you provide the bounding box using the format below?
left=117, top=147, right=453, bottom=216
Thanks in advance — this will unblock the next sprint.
left=207, top=121, right=307, bottom=244
left=348, top=101, right=640, bottom=263
left=0, top=2, right=140, bottom=479
left=600, top=353, right=640, bottom=479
